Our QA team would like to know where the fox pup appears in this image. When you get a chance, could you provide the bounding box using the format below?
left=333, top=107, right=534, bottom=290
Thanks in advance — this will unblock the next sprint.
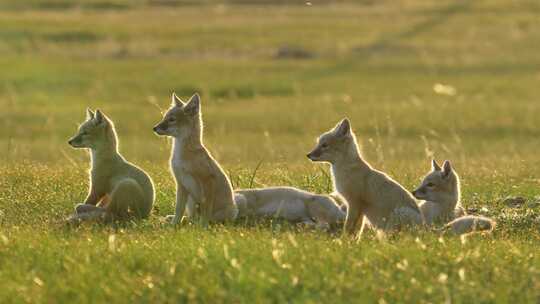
left=307, top=118, right=423, bottom=235
left=442, top=215, right=496, bottom=235
left=68, top=109, right=155, bottom=222
left=234, top=187, right=346, bottom=227
left=412, top=159, right=465, bottom=225
left=153, top=93, right=237, bottom=224
left=413, top=159, right=496, bottom=235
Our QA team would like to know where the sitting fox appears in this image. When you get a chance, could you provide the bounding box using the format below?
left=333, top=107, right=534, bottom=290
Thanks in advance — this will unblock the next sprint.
left=412, top=160, right=465, bottom=225
left=153, top=93, right=237, bottom=224
left=307, top=118, right=423, bottom=236
left=234, top=187, right=346, bottom=227
left=67, top=109, right=155, bottom=223
left=412, top=159, right=496, bottom=235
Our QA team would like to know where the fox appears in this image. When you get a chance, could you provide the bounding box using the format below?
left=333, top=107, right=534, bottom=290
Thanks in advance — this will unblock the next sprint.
left=307, top=118, right=423, bottom=236
left=153, top=93, right=237, bottom=224
left=412, top=159, right=465, bottom=225
left=441, top=215, right=496, bottom=235
left=412, top=159, right=496, bottom=235
left=234, top=187, right=346, bottom=227
left=67, top=109, right=155, bottom=223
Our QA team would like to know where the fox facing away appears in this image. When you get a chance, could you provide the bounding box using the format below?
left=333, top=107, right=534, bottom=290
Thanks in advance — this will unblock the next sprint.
left=307, top=118, right=423, bottom=236
left=412, top=159, right=465, bottom=225
left=67, top=109, right=155, bottom=223
left=153, top=93, right=237, bottom=224
left=234, top=187, right=346, bottom=228
left=413, top=159, right=496, bottom=235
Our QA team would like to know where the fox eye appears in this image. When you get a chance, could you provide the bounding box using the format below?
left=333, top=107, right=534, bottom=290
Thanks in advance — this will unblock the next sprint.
left=168, top=117, right=175, bottom=122
left=426, top=183, right=435, bottom=187
left=321, top=143, right=329, bottom=149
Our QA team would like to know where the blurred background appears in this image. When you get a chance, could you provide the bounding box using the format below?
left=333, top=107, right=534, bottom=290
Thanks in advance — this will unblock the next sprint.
left=0, top=0, right=539, bottom=187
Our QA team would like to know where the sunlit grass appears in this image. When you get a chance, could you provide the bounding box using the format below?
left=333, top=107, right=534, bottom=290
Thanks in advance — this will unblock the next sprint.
left=1, top=1, right=539, bottom=302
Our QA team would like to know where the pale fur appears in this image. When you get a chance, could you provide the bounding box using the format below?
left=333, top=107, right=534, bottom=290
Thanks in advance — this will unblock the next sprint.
left=67, top=109, right=155, bottom=223
left=234, top=187, right=346, bottom=227
left=329, top=192, right=349, bottom=213
left=442, top=215, right=496, bottom=235
left=413, top=159, right=496, bottom=235
left=153, top=93, right=237, bottom=224
left=412, top=159, right=465, bottom=225
left=307, top=118, right=423, bottom=236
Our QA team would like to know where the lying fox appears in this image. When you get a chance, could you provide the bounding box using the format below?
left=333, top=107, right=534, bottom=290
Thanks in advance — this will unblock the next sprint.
left=413, top=159, right=495, bottom=235
left=153, top=93, right=237, bottom=224
left=67, top=109, right=155, bottom=223
left=234, top=187, right=346, bottom=227
left=307, top=118, right=423, bottom=236
left=442, top=215, right=496, bottom=235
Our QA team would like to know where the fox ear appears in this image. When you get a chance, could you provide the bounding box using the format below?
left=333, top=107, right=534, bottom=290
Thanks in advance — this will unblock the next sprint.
left=86, top=108, right=95, bottom=120
left=431, top=159, right=442, bottom=171
left=171, top=92, right=184, bottom=107
left=95, top=109, right=106, bottom=125
left=442, top=160, right=453, bottom=178
left=335, top=118, right=351, bottom=137
left=183, top=93, right=200, bottom=116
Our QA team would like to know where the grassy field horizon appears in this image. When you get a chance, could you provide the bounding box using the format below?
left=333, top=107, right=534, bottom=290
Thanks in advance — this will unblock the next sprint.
left=1, top=1, right=539, bottom=303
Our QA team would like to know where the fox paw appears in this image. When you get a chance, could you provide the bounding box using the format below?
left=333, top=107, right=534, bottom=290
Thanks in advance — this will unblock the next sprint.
left=164, top=215, right=180, bottom=225
left=74, top=204, right=89, bottom=215
left=65, top=214, right=82, bottom=227
left=163, top=215, right=191, bottom=226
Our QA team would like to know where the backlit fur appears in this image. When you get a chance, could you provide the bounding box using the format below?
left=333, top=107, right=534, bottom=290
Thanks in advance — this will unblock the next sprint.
left=234, top=187, right=346, bottom=228
left=412, top=160, right=465, bottom=225
left=307, top=118, right=424, bottom=236
left=67, top=109, right=155, bottom=223
left=153, top=93, right=237, bottom=224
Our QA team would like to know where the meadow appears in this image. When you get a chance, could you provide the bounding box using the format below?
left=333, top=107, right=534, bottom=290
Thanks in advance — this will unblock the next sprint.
left=0, top=0, right=539, bottom=302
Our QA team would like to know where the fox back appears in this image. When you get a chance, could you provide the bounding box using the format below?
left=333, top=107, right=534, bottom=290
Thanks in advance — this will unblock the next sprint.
left=443, top=215, right=496, bottom=235
left=235, top=187, right=345, bottom=224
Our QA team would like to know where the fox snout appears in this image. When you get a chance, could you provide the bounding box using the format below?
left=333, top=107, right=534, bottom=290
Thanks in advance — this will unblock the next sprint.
left=68, top=135, right=85, bottom=148
left=411, top=188, right=424, bottom=199
left=306, top=149, right=321, bottom=161
left=153, top=122, right=167, bottom=135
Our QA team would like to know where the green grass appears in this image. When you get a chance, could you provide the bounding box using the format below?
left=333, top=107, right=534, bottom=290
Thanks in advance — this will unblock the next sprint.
left=1, top=0, right=539, bottom=302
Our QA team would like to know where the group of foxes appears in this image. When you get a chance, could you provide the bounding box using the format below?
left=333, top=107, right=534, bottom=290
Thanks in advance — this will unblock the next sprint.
left=67, top=92, right=495, bottom=236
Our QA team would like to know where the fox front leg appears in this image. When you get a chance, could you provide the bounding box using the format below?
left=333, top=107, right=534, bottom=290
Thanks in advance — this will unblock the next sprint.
left=75, top=194, right=111, bottom=214
left=83, top=190, right=100, bottom=206
left=344, top=206, right=363, bottom=236
left=167, top=184, right=188, bottom=225
left=200, top=177, right=216, bottom=226
left=185, top=195, right=199, bottom=220
left=74, top=185, right=106, bottom=217
left=82, top=181, right=107, bottom=206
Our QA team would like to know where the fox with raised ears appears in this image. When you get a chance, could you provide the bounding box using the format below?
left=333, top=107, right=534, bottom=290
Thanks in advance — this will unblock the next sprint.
left=307, top=118, right=424, bottom=236
left=412, top=159, right=465, bottom=225
left=153, top=93, right=237, bottom=224
left=67, top=109, right=155, bottom=223
left=413, top=159, right=496, bottom=235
